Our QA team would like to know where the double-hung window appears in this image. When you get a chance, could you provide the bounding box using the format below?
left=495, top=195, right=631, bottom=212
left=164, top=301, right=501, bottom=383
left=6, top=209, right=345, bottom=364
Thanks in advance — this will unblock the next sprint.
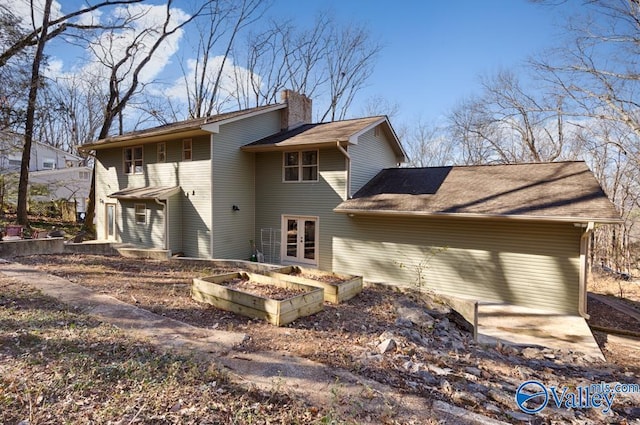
left=157, top=142, right=166, bottom=163
left=124, top=146, right=143, bottom=174
left=283, top=150, right=318, bottom=182
left=182, top=139, right=192, bottom=161
left=135, top=204, right=146, bottom=224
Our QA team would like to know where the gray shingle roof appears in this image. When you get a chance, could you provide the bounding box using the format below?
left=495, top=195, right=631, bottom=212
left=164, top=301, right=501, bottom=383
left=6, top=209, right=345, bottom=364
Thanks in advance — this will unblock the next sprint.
left=81, top=104, right=282, bottom=150
left=241, top=116, right=405, bottom=154
left=335, top=161, right=621, bottom=223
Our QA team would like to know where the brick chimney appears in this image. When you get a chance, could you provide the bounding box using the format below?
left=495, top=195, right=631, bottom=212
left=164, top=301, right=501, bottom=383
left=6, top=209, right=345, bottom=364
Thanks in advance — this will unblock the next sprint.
left=280, top=90, right=312, bottom=131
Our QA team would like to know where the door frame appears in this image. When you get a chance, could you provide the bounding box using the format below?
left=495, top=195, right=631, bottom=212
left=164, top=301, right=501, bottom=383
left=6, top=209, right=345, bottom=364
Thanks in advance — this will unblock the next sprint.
left=105, top=202, right=117, bottom=241
left=281, top=215, right=319, bottom=266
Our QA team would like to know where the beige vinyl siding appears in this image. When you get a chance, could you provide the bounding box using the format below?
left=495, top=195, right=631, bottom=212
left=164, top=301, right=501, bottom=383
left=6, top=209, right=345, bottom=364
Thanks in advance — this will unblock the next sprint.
left=167, top=191, right=182, bottom=254
left=211, top=110, right=282, bottom=259
left=95, top=135, right=212, bottom=257
left=255, top=147, right=348, bottom=269
left=118, top=200, right=164, bottom=248
left=332, top=216, right=583, bottom=314
left=349, top=127, right=399, bottom=195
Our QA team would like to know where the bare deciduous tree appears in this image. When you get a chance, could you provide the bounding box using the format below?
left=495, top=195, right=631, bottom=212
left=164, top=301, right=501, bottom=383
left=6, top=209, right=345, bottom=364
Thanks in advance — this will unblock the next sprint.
left=448, top=70, right=568, bottom=165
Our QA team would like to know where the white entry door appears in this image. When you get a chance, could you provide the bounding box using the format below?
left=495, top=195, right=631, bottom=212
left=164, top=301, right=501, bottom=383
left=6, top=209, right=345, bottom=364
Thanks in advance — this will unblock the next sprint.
left=282, top=216, right=318, bottom=265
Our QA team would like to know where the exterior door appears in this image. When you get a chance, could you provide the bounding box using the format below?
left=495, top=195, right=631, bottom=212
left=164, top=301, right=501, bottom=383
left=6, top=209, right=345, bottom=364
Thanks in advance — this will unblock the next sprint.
left=105, top=203, right=116, bottom=241
left=282, top=216, right=318, bottom=265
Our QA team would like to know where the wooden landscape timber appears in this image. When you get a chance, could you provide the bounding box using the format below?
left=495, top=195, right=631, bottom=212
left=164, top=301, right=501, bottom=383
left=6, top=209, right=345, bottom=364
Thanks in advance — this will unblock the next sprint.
left=192, top=271, right=324, bottom=326
left=268, top=266, right=363, bottom=304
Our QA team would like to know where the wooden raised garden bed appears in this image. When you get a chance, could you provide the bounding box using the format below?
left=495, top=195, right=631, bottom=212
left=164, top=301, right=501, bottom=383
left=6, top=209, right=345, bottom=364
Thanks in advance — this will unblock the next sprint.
left=192, top=271, right=323, bottom=326
left=268, top=266, right=363, bottom=304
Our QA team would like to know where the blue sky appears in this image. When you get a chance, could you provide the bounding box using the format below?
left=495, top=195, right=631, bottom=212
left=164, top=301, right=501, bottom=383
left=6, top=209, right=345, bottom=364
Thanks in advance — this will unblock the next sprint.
left=14, top=0, right=576, bottom=129
left=268, top=0, right=574, bottom=126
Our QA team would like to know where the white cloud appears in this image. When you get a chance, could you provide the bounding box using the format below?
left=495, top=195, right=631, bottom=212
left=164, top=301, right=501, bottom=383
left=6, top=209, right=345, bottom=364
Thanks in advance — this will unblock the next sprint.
left=82, top=3, right=190, bottom=85
left=5, top=0, right=63, bottom=30
left=164, top=55, right=263, bottom=112
left=74, top=8, right=102, bottom=26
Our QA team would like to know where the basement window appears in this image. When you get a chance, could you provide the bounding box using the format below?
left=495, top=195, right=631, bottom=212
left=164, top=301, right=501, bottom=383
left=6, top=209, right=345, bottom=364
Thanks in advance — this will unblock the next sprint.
left=283, top=150, right=318, bottom=182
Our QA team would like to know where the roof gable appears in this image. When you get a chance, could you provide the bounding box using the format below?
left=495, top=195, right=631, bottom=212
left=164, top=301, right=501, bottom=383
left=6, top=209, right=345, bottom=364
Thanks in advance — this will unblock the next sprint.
left=241, top=116, right=406, bottom=161
left=336, top=161, right=621, bottom=223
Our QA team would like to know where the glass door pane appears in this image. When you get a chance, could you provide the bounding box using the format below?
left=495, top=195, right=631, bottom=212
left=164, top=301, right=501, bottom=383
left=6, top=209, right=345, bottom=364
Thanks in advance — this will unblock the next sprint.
left=106, top=204, right=115, bottom=239
left=286, top=219, right=298, bottom=258
left=303, top=219, right=315, bottom=260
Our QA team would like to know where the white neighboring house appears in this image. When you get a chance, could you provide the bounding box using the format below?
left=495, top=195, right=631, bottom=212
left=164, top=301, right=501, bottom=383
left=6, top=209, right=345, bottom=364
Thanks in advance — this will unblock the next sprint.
left=29, top=167, right=92, bottom=215
left=0, top=131, right=90, bottom=217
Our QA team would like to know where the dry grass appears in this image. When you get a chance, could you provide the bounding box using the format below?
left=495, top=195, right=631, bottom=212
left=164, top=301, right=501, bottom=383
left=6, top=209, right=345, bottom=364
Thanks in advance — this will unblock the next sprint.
left=0, top=277, right=333, bottom=424
left=589, top=270, right=640, bottom=301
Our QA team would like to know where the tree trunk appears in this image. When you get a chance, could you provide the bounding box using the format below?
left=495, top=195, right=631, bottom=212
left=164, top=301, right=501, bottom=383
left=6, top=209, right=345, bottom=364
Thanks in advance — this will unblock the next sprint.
left=17, top=0, right=53, bottom=226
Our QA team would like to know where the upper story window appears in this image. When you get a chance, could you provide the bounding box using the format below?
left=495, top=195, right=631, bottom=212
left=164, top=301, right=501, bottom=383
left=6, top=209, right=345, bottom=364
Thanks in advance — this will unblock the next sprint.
left=182, top=139, right=192, bottom=161
left=124, top=146, right=143, bottom=174
left=157, top=142, right=166, bottom=163
left=283, top=150, right=318, bottom=182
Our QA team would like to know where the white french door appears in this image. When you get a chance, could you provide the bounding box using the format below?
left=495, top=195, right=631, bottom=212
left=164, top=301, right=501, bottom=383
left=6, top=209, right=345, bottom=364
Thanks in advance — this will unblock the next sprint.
left=282, top=216, right=318, bottom=265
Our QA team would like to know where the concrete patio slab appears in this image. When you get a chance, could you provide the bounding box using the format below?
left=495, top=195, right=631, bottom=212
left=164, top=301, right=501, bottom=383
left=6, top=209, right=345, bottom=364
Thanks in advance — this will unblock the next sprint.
left=476, top=302, right=605, bottom=361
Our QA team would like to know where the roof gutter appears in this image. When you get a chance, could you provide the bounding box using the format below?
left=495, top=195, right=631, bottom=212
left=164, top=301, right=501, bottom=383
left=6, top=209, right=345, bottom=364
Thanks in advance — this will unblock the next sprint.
left=333, top=207, right=623, bottom=224
left=336, top=141, right=351, bottom=199
left=579, top=221, right=595, bottom=318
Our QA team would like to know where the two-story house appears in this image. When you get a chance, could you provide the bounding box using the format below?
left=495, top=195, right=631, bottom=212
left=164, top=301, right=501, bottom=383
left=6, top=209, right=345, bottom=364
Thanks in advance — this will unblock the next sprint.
left=81, top=91, right=621, bottom=316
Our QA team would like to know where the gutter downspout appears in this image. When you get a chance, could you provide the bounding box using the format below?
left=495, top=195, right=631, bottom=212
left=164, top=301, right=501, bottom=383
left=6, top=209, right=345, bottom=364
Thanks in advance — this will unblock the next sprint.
left=579, top=221, right=595, bottom=318
left=336, top=141, right=351, bottom=199
left=154, top=198, right=168, bottom=252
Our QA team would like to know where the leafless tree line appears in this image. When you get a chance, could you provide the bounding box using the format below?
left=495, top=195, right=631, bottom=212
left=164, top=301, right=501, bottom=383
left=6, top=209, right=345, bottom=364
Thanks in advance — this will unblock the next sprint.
left=0, top=0, right=380, bottom=228
left=397, top=1, right=640, bottom=273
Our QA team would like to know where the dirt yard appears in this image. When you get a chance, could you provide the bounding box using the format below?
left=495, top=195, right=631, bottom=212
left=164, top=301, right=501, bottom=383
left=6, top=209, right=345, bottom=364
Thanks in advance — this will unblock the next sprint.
left=6, top=254, right=640, bottom=424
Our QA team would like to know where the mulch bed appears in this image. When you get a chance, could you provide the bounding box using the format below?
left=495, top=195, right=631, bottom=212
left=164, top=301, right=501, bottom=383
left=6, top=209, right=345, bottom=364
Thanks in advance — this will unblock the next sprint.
left=221, top=277, right=307, bottom=300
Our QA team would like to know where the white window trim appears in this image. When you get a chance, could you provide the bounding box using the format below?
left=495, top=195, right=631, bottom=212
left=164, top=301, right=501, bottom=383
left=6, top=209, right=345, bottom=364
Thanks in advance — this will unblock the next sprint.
left=282, top=150, right=319, bottom=183
left=134, top=203, right=146, bottom=225
left=182, top=139, right=192, bottom=161
left=157, top=142, right=166, bottom=163
left=124, top=146, right=144, bottom=175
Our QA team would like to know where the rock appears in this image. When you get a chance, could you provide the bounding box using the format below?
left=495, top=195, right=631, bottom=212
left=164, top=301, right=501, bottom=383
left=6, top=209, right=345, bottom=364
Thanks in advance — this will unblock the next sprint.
left=522, top=347, right=541, bottom=359
left=506, top=410, right=531, bottom=422
left=465, top=366, right=482, bottom=377
left=378, top=330, right=395, bottom=341
left=436, top=317, right=450, bottom=330
left=394, top=317, right=413, bottom=328
left=428, top=364, right=453, bottom=376
left=400, top=328, right=429, bottom=346
left=440, top=379, right=453, bottom=395
left=378, top=338, right=396, bottom=354
left=484, top=403, right=502, bottom=414
left=360, top=352, right=383, bottom=364
left=395, top=299, right=435, bottom=329
left=417, top=370, right=439, bottom=386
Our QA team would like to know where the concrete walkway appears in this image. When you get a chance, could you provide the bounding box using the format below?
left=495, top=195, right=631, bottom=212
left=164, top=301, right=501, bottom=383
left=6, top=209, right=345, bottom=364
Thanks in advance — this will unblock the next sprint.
left=476, top=302, right=605, bottom=361
left=0, top=259, right=512, bottom=424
